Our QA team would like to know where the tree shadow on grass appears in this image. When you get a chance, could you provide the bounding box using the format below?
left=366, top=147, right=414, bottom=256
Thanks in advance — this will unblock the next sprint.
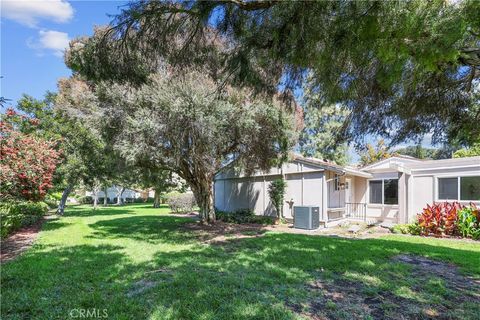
left=41, top=217, right=71, bottom=232
left=138, top=233, right=480, bottom=319
left=87, top=215, right=198, bottom=244
left=2, top=225, right=479, bottom=319
left=64, top=204, right=168, bottom=217
left=0, top=244, right=135, bottom=320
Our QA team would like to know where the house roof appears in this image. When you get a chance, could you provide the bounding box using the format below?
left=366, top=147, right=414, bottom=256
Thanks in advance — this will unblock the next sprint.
left=360, top=156, right=423, bottom=171
left=293, top=154, right=373, bottom=178
left=407, top=156, right=480, bottom=171
left=361, top=155, right=480, bottom=174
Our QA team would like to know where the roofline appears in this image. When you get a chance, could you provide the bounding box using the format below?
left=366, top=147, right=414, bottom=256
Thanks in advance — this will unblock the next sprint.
left=293, top=154, right=373, bottom=178
left=361, top=155, right=422, bottom=170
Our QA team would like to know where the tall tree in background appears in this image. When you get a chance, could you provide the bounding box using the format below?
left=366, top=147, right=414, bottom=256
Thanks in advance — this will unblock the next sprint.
left=394, top=144, right=457, bottom=160
left=299, top=76, right=349, bottom=165
left=453, top=143, right=480, bottom=158
left=359, top=139, right=394, bottom=166
left=57, top=71, right=299, bottom=222
left=66, top=0, right=480, bottom=148
left=14, top=95, right=112, bottom=214
left=299, top=103, right=350, bottom=165
left=138, top=167, right=185, bottom=208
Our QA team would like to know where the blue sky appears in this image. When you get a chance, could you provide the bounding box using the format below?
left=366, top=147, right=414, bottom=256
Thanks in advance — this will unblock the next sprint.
left=1, top=0, right=128, bottom=106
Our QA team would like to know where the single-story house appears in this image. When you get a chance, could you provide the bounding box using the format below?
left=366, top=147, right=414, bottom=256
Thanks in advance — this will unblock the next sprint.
left=86, top=186, right=139, bottom=202
left=214, top=155, right=480, bottom=226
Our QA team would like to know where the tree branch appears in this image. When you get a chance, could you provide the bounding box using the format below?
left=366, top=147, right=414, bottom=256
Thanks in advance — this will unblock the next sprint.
left=219, top=0, right=276, bottom=11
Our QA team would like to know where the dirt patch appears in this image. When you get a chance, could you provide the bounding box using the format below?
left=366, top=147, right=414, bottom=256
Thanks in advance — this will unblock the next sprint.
left=297, top=277, right=413, bottom=320
left=183, top=221, right=268, bottom=244
left=0, top=215, right=55, bottom=263
left=393, top=254, right=480, bottom=293
left=286, top=256, right=480, bottom=320
left=168, top=212, right=199, bottom=219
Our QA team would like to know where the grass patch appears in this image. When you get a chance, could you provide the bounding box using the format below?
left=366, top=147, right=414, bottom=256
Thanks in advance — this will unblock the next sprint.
left=1, top=204, right=479, bottom=319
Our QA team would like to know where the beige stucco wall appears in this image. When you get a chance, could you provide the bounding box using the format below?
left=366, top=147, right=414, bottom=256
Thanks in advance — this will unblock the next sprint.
left=353, top=177, right=367, bottom=203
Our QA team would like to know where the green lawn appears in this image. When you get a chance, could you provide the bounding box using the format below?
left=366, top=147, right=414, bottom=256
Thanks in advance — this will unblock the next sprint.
left=1, top=204, right=479, bottom=319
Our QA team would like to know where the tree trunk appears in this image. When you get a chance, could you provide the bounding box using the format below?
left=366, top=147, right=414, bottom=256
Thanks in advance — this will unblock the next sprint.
left=57, top=184, right=73, bottom=215
left=103, top=186, right=108, bottom=206
left=93, top=187, right=99, bottom=210
left=153, top=188, right=161, bottom=208
left=192, top=179, right=215, bottom=223
left=117, top=187, right=125, bottom=205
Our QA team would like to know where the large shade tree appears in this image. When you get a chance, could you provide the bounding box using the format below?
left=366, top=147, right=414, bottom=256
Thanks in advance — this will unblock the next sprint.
left=66, top=0, right=480, bottom=147
left=57, top=71, right=299, bottom=222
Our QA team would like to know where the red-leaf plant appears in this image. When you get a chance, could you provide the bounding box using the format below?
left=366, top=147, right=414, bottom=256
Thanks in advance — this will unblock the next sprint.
left=1, top=108, right=61, bottom=201
left=417, top=202, right=462, bottom=237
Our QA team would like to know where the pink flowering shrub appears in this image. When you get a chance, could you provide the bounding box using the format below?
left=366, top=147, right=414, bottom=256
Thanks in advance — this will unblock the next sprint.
left=1, top=108, right=61, bottom=201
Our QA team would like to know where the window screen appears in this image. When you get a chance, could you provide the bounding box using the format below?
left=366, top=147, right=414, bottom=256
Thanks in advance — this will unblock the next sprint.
left=438, top=178, right=458, bottom=200
left=369, top=180, right=382, bottom=204
left=460, top=176, right=480, bottom=201
left=384, top=179, right=398, bottom=205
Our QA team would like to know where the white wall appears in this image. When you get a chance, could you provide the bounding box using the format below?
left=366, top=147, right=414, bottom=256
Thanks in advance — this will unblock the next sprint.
left=409, top=176, right=434, bottom=222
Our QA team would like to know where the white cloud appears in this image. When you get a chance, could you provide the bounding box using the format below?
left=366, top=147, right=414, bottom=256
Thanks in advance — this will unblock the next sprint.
left=28, top=29, right=70, bottom=57
left=1, top=0, right=73, bottom=27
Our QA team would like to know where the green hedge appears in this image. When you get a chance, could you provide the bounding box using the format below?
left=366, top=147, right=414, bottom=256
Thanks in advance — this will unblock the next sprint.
left=215, top=208, right=277, bottom=225
left=0, top=201, right=49, bottom=238
left=78, top=196, right=93, bottom=204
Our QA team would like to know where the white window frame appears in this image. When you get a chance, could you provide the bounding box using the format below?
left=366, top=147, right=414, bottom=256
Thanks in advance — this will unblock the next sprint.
left=436, top=175, right=480, bottom=202
left=367, top=178, right=399, bottom=206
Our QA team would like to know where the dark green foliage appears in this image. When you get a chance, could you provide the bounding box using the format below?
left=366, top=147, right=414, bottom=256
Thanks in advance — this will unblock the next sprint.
left=268, top=178, right=287, bottom=218
left=299, top=98, right=350, bottom=164
left=79, top=0, right=480, bottom=147
left=458, top=206, right=480, bottom=240
left=395, top=145, right=454, bottom=160
left=78, top=196, right=93, bottom=205
left=0, top=201, right=48, bottom=238
left=215, top=208, right=276, bottom=225
left=453, top=143, right=480, bottom=158
left=391, top=223, right=421, bottom=236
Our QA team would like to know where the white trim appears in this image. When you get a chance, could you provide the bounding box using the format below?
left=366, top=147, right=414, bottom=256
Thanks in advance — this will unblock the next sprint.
left=411, top=164, right=480, bottom=172
left=362, top=156, right=422, bottom=170
left=412, top=171, right=480, bottom=178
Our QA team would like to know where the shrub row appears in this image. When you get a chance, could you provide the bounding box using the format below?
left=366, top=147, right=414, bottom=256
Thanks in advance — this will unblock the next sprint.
left=77, top=196, right=156, bottom=205
left=215, top=208, right=277, bottom=225
left=166, top=193, right=196, bottom=213
left=0, top=201, right=49, bottom=238
left=394, top=202, right=479, bottom=239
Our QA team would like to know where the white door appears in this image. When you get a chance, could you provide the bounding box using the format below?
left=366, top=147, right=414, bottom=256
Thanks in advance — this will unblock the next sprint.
left=345, top=178, right=352, bottom=203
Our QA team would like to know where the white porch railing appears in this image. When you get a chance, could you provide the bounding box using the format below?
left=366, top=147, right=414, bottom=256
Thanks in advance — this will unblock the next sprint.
left=345, top=202, right=367, bottom=221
